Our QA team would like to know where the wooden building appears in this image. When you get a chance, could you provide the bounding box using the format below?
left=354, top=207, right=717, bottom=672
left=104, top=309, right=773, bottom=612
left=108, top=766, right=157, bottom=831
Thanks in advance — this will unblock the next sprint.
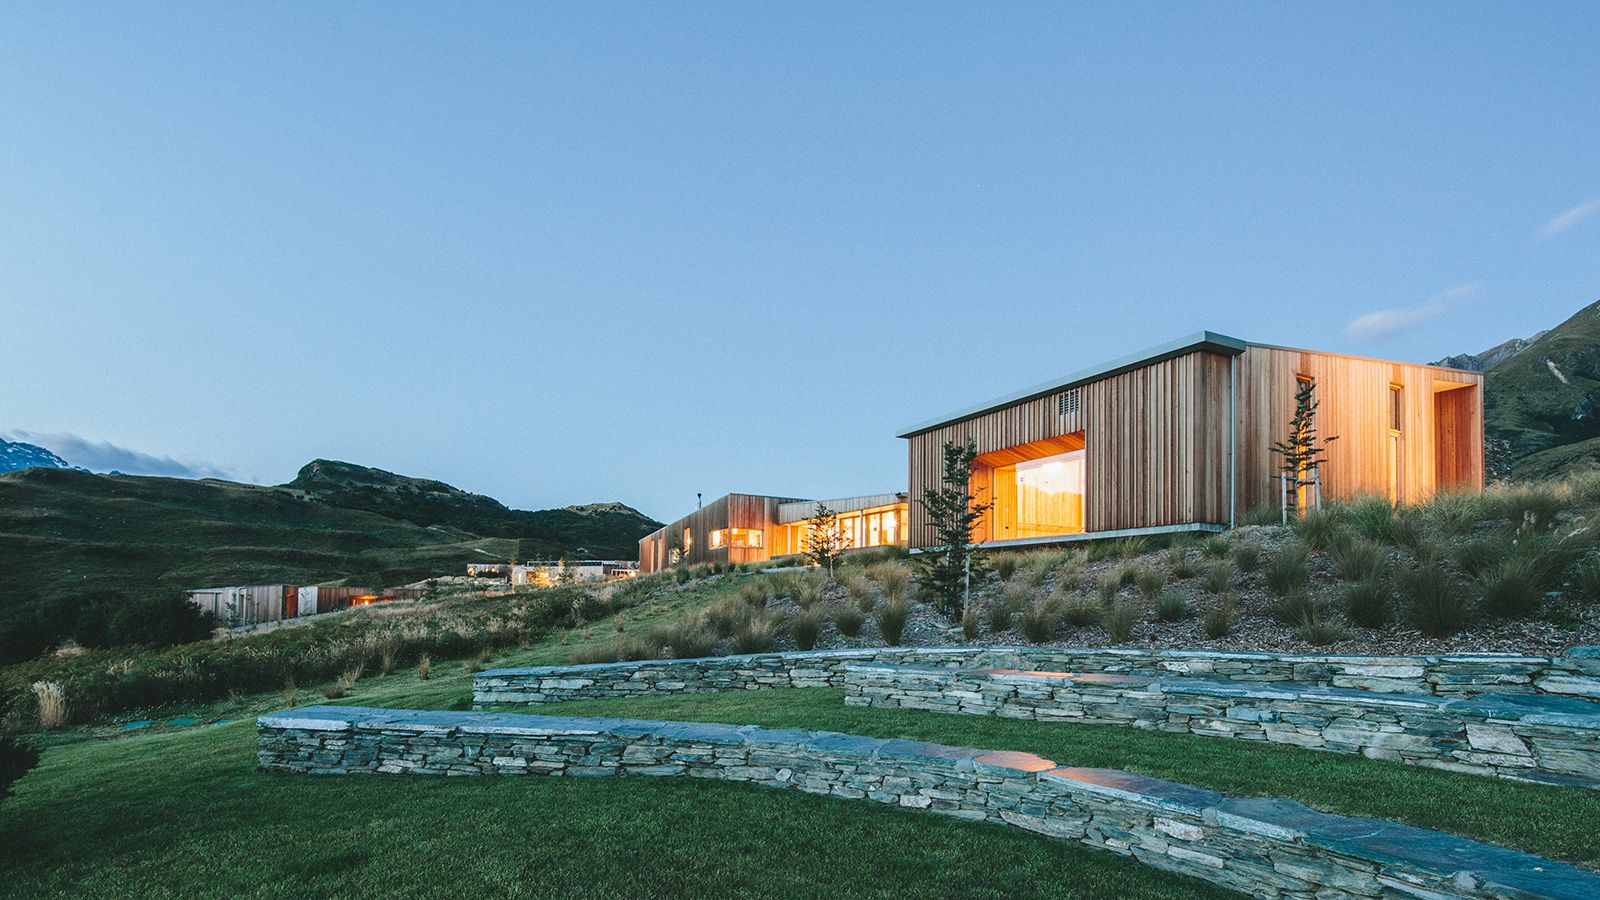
left=638, top=492, right=909, bottom=574
left=899, top=332, right=1483, bottom=550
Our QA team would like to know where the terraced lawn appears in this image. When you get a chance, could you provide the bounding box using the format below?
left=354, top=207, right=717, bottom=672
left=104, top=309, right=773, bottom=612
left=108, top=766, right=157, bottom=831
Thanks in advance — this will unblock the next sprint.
left=6, top=656, right=1597, bottom=899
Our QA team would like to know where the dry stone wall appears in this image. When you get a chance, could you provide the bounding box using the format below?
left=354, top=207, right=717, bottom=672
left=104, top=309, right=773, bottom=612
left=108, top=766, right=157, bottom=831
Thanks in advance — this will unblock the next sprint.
left=843, top=663, right=1600, bottom=788
left=258, top=706, right=1600, bottom=900
left=473, top=646, right=1600, bottom=707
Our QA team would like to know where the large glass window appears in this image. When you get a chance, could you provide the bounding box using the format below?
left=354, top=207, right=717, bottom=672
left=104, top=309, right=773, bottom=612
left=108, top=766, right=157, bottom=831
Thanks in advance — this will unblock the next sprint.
left=992, top=449, right=1086, bottom=539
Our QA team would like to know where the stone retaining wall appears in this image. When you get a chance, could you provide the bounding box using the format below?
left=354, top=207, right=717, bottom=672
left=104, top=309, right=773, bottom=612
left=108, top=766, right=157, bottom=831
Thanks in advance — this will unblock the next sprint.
left=473, top=646, right=1600, bottom=708
left=259, top=705, right=1598, bottom=899
left=843, top=663, right=1600, bottom=788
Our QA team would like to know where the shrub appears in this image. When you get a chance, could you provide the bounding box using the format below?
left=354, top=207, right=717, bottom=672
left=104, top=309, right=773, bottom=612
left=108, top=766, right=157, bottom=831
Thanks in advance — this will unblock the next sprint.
left=1477, top=556, right=1544, bottom=619
left=1104, top=603, right=1138, bottom=644
left=962, top=608, right=980, bottom=640
left=1295, top=617, right=1350, bottom=647
left=662, top=616, right=719, bottom=658
left=1201, top=562, right=1233, bottom=594
left=567, top=641, right=626, bottom=665
left=1273, top=588, right=1320, bottom=627
left=1019, top=600, right=1058, bottom=644
left=1114, top=564, right=1140, bottom=587
left=705, top=597, right=751, bottom=638
left=732, top=614, right=780, bottom=654
left=1451, top=536, right=1506, bottom=579
left=30, top=682, right=67, bottom=731
left=1262, top=544, right=1310, bottom=597
left=831, top=604, right=865, bottom=637
left=1020, top=549, right=1069, bottom=586
left=1341, top=578, right=1391, bottom=628
left=0, top=736, right=41, bottom=805
left=1154, top=590, right=1189, bottom=622
left=674, top=566, right=692, bottom=585
left=789, top=608, right=824, bottom=651
left=1061, top=597, right=1102, bottom=627
left=740, top=581, right=772, bottom=608
left=1518, top=526, right=1597, bottom=591
left=988, top=602, right=1015, bottom=633
left=1330, top=537, right=1385, bottom=582
left=1424, top=491, right=1490, bottom=536
left=1570, top=469, right=1600, bottom=504
left=1240, top=505, right=1280, bottom=526
left=1002, top=583, right=1033, bottom=609
left=1348, top=497, right=1395, bottom=542
left=876, top=599, right=912, bottom=646
left=1294, top=508, right=1343, bottom=550
left=1387, top=509, right=1431, bottom=554
left=1114, top=536, right=1146, bottom=559
left=994, top=555, right=1019, bottom=582
left=417, top=652, right=431, bottom=680
left=1202, top=535, right=1231, bottom=559
left=1231, top=542, right=1262, bottom=573
left=1578, top=557, right=1600, bottom=604
left=1096, top=578, right=1120, bottom=606
left=1168, top=553, right=1198, bottom=580
left=1201, top=596, right=1235, bottom=638
left=324, top=665, right=363, bottom=700
left=1401, top=565, right=1470, bottom=637
left=1136, top=568, right=1166, bottom=601
left=869, top=562, right=912, bottom=604
left=1493, top=482, right=1569, bottom=533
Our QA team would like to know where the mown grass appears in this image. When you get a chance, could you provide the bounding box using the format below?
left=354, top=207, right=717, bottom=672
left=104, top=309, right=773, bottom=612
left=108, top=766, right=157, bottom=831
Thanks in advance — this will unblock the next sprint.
left=8, top=642, right=1600, bottom=898
left=1, top=699, right=1226, bottom=899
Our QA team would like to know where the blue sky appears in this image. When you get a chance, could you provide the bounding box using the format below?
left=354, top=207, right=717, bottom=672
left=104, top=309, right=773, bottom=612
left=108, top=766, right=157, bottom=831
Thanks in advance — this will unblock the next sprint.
left=2, top=3, right=1598, bottom=520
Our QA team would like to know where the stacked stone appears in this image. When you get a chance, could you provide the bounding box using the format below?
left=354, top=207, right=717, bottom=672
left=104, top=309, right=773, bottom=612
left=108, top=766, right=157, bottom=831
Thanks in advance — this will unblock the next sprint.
left=472, top=646, right=1600, bottom=707
left=843, top=664, right=1600, bottom=788
left=258, top=706, right=1600, bottom=900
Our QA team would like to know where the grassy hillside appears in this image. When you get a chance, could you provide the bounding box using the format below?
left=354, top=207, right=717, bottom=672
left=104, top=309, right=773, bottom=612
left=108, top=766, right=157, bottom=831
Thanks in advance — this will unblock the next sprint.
left=0, top=462, right=658, bottom=662
left=1480, top=299, right=1600, bottom=479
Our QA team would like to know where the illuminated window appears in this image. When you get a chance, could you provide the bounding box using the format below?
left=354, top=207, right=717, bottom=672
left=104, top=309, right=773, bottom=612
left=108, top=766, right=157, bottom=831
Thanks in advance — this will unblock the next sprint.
left=683, top=527, right=693, bottom=553
left=727, top=528, right=764, bottom=548
left=708, top=529, right=727, bottom=549
left=992, top=449, right=1086, bottom=539
left=1389, top=384, right=1403, bottom=433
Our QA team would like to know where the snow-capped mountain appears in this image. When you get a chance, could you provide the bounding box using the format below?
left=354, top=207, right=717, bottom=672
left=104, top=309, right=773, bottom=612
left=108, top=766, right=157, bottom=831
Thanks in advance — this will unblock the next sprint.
left=0, top=438, right=80, bottom=474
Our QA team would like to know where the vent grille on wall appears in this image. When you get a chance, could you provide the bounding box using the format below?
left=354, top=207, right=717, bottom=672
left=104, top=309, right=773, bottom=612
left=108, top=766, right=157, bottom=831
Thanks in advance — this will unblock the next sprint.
left=1058, top=389, right=1081, bottom=416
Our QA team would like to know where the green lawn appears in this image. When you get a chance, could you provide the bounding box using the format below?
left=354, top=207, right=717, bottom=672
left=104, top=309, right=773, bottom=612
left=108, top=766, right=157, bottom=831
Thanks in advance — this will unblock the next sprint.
left=5, top=648, right=1598, bottom=898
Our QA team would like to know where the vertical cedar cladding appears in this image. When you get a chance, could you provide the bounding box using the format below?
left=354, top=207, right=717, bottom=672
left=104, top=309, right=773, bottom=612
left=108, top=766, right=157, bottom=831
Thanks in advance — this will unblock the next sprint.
left=1234, top=346, right=1482, bottom=510
left=637, top=493, right=795, bottom=573
left=904, top=349, right=1234, bottom=546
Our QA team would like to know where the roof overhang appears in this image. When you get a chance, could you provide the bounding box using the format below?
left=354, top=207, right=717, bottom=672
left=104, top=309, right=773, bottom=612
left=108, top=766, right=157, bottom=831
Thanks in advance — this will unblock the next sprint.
left=896, top=331, right=1249, bottom=438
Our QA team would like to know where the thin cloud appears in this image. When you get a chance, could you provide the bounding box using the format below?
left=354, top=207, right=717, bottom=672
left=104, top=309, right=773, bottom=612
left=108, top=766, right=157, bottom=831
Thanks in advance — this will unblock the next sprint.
left=2, top=431, right=236, bottom=480
left=1537, top=196, right=1600, bottom=239
left=1344, top=284, right=1479, bottom=342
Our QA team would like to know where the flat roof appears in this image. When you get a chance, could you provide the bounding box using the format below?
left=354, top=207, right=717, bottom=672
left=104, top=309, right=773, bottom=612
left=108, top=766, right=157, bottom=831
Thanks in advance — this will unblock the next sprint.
left=896, top=331, right=1249, bottom=438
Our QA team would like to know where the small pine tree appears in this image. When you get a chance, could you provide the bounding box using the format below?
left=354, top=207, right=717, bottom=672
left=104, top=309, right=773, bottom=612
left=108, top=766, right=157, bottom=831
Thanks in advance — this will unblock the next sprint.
left=916, top=440, right=993, bottom=622
left=802, top=503, right=847, bottom=575
left=1271, top=378, right=1338, bottom=516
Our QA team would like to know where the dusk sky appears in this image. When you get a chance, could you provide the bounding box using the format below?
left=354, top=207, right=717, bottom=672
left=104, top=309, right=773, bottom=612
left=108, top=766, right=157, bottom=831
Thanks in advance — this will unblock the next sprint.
left=3, top=4, right=1598, bottom=521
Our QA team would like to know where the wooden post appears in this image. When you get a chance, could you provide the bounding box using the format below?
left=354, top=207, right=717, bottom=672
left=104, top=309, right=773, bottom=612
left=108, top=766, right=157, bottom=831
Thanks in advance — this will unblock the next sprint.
left=1281, top=473, right=1289, bottom=526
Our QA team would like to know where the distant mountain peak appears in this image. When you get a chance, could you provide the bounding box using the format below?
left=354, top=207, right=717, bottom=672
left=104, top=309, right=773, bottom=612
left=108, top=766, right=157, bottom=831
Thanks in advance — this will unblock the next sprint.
left=0, top=437, right=82, bottom=474
left=1432, top=332, right=1548, bottom=372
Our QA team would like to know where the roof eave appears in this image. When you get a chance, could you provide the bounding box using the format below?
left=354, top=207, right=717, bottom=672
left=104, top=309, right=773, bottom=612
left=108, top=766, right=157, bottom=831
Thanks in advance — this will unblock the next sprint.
left=896, top=331, right=1248, bottom=438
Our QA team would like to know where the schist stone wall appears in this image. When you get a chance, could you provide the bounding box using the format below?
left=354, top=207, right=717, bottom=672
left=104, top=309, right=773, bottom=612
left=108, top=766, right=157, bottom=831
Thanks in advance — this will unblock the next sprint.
left=842, top=663, right=1600, bottom=788
left=258, top=706, right=1599, bottom=900
left=472, top=646, right=1600, bottom=708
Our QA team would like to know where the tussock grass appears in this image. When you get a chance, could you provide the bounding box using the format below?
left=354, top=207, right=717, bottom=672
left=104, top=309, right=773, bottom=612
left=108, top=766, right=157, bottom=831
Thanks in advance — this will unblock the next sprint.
left=874, top=599, right=911, bottom=647
left=1262, top=544, right=1310, bottom=597
left=1340, top=578, right=1391, bottom=629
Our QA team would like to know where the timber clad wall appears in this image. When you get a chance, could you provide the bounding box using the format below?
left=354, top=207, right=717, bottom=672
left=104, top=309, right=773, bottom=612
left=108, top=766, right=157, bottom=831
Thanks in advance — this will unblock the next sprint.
left=1234, top=346, right=1482, bottom=510
left=638, top=494, right=798, bottom=573
left=908, top=349, right=1235, bottom=542
left=903, top=339, right=1483, bottom=550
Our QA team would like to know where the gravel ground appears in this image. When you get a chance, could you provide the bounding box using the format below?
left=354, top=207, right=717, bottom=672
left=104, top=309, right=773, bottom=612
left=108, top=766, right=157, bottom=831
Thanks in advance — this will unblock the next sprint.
left=749, top=525, right=1600, bottom=658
